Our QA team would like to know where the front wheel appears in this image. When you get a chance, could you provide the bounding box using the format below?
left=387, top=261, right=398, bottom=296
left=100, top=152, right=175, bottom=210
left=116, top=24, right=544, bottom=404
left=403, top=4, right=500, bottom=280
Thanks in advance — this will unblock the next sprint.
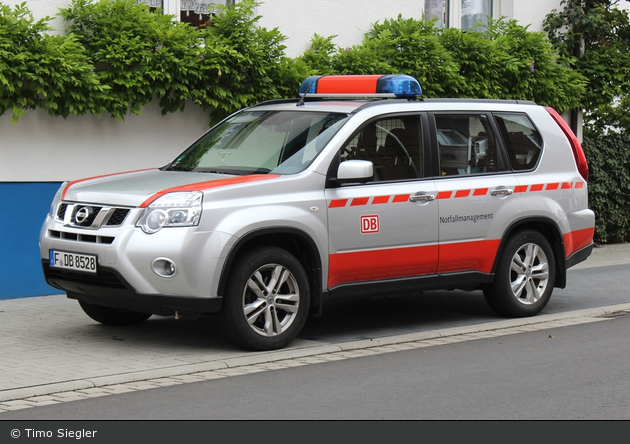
left=484, top=230, right=556, bottom=317
left=78, top=300, right=152, bottom=326
left=219, top=246, right=310, bottom=351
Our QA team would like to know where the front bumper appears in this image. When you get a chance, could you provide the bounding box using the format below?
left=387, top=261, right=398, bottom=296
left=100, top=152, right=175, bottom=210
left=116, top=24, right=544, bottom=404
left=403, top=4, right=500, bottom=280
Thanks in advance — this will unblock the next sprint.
left=42, top=261, right=223, bottom=316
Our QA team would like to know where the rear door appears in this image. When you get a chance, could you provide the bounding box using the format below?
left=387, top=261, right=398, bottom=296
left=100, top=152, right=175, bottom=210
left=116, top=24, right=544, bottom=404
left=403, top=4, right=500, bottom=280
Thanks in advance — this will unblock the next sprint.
left=430, top=113, right=523, bottom=283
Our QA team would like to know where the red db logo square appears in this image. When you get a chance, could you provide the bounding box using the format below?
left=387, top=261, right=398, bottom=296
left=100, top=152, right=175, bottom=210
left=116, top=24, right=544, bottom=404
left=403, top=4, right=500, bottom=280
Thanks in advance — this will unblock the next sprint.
left=361, top=215, right=380, bottom=234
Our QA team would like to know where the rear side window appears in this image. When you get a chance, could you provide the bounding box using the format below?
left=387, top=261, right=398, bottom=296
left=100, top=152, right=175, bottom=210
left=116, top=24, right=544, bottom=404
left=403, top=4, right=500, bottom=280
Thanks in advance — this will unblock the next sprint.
left=434, top=114, right=497, bottom=176
left=494, top=113, right=543, bottom=171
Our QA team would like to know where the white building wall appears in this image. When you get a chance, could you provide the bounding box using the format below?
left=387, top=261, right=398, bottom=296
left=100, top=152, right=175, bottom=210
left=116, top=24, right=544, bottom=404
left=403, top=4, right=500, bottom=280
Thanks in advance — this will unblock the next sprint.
left=1, top=103, right=210, bottom=182
left=254, top=0, right=424, bottom=57
left=255, top=0, right=565, bottom=57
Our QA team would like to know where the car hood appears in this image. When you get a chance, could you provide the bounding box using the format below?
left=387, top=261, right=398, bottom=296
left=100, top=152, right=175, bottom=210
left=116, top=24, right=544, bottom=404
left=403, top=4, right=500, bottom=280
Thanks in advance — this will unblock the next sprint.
left=61, top=169, right=279, bottom=207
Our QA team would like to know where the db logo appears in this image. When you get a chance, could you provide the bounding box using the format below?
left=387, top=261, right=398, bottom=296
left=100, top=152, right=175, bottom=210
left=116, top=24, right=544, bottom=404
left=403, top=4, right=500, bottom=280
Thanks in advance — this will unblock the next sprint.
left=360, top=215, right=380, bottom=234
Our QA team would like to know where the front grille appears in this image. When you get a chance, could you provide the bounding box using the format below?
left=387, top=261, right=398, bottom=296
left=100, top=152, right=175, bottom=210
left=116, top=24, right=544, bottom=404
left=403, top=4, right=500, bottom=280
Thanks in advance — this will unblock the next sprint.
left=57, top=203, right=68, bottom=219
left=107, top=209, right=130, bottom=226
left=55, top=203, right=132, bottom=229
left=48, top=230, right=115, bottom=244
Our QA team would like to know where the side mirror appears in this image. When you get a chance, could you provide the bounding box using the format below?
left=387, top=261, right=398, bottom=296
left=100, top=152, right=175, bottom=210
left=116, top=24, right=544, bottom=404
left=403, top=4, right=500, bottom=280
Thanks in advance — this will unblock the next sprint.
left=337, top=159, right=374, bottom=183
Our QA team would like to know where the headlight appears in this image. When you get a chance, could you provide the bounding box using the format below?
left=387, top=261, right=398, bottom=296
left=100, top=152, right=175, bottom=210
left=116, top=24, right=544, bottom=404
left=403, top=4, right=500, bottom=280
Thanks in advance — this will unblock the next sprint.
left=136, top=191, right=203, bottom=234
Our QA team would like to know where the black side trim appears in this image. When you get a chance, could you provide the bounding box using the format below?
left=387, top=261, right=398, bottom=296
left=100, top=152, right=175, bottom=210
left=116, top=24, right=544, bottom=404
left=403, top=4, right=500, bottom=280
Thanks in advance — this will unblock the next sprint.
left=42, top=261, right=222, bottom=316
left=566, top=242, right=595, bottom=270
left=437, top=271, right=494, bottom=289
left=328, top=274, right=438, bottom=300
left=326, top=270, right=494, bottom=301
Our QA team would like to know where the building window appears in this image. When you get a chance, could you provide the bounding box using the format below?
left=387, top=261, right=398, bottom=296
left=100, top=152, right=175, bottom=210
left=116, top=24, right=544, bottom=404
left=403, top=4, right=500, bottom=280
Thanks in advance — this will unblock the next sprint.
left=180, top=1, right=234, bottom=28
left=424, top=0, right=448, bottom=28
left=425, top=0, right=495, bottom=30
left=461, top=0, right=492, bottom=31
left=137, top=0, right=235, bottom=28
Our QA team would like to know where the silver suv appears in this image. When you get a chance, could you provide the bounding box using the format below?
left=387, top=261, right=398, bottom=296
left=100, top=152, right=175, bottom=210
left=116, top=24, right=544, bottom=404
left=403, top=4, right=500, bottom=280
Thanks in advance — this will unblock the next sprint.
left=40, top=75, right=595, bottom=350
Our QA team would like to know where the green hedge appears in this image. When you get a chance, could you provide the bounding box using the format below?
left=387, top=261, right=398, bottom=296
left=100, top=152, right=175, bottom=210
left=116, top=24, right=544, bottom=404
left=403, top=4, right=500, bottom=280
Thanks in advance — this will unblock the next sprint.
left=1, top=0, right=305, bottom=124
left=0, top=2, right=108, bottom=123
left=582, top=132, right=630, bottom=244
left=301, top=16, right=586, bottom=111
left=2, top=0, right=586, bottom=124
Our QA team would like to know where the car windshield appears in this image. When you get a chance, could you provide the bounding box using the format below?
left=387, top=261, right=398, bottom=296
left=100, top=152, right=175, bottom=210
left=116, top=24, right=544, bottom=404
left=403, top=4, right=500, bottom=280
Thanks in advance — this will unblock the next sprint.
left=165, top=110, right=349, bottom=175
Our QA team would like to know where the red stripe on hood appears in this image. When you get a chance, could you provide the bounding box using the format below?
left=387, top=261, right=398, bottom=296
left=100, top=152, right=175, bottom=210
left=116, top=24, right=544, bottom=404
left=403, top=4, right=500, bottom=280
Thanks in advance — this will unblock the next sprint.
left=140, top=174, right=280, bottom=207
left=62, top=169, right=157, bottom=200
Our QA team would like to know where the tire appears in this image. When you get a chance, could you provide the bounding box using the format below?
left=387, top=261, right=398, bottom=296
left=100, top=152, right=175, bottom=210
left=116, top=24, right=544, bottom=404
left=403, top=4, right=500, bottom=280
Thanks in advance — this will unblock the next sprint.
left=78, top=300, right=152, bottom=326
left=484, top=230, right=556, bottom=317
left=220, top=246, right=310, bottom=351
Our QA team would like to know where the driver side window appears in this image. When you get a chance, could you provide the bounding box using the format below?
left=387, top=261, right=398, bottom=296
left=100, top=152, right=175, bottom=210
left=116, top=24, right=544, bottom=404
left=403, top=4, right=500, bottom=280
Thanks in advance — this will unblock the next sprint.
left=340, top=115, right=423, bottom=181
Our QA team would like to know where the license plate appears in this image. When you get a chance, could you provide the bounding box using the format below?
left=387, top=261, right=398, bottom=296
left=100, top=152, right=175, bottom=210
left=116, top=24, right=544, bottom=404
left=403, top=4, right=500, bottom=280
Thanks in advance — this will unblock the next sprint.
left=49, top=250, right=97, bottom=274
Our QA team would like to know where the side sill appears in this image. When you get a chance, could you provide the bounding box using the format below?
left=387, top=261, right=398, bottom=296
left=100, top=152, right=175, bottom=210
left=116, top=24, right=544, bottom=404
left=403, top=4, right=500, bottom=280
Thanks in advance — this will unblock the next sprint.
left=327, top=275, right=439, bottom=300
left=437, top=271, right=493, bottom=290
left=325, top=271, right=493, bottom=301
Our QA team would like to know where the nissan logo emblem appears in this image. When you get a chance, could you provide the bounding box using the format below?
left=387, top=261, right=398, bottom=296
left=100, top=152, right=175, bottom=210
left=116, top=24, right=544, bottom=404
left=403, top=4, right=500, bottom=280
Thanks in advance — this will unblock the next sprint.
left=74, top=206, right=93, bottom=225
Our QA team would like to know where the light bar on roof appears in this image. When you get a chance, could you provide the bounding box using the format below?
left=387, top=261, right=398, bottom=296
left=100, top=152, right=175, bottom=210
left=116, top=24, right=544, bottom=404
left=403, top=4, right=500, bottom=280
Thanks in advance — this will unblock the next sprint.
left=299, top=74, right=422, bottom=99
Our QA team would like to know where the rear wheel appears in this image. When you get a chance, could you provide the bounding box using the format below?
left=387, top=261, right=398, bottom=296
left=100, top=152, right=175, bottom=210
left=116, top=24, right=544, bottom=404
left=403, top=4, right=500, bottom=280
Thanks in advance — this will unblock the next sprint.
left=484, top=230, right=556, bottom=317
left=78, top=300, right=152, bottom=326
left=220, top=246, right=310, bottom=351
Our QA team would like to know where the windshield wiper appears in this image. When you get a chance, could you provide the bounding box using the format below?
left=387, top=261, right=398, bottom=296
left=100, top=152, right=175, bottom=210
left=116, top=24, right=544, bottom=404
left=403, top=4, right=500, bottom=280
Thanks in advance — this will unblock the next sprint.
left=195, top=169, right=239, bottom=175
left=194, top=167, right=272, bottom=175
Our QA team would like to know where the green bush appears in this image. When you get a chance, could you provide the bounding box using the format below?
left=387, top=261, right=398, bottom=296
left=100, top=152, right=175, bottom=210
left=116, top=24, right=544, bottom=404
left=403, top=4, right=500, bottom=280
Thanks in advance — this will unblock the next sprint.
left=0, top=2, right=108, bottom=123
left=60, top=0, right=208, bottom=119
left=1, top=2, right=587, bottom=122
left=299, top=16, right=587, bottom=112
left=58, top=0, right=302, bottom=123
left=582, top=131, right=630, bottom=244
left=197, top=0, right=306, bottom=123
left=1, top=0, right=301, bottom=124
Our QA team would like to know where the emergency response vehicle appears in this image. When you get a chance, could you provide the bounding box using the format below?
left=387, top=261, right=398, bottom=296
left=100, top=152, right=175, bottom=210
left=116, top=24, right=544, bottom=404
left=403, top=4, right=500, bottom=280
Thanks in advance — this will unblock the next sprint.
left=39, top=75, right=595, bottom=351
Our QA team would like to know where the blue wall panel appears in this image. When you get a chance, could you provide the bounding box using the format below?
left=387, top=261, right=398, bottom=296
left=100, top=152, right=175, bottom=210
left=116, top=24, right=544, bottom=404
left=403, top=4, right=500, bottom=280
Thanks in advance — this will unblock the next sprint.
left=1, top=182, right=64, bottom=299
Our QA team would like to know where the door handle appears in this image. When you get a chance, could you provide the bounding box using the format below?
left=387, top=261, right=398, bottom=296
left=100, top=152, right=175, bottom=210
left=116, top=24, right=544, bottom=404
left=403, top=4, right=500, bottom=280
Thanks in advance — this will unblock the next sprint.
left=409, top=192, right=436, bottom=202
left=490, top=187, right=514, bottom=196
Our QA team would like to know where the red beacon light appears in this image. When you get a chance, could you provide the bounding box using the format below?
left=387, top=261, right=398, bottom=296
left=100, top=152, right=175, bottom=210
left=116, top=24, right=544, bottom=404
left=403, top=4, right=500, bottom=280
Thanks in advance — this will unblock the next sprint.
left=299, top=74, right=422, bottom=99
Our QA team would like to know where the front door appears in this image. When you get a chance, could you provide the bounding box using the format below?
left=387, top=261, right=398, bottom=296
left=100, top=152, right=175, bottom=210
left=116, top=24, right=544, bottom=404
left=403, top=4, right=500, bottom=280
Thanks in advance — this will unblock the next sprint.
left=325, top=114, right=440, bottom=291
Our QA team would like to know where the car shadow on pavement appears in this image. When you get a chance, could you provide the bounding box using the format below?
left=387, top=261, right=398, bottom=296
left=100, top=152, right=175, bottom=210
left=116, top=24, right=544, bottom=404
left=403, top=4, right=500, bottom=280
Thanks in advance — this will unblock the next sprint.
left=299, top=290, right=499, bottom=343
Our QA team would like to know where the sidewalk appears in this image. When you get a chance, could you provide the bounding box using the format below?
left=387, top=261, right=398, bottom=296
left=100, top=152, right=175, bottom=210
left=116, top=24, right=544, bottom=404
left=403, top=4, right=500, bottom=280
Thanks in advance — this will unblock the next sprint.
left=1, top=243, right=629, bottom=409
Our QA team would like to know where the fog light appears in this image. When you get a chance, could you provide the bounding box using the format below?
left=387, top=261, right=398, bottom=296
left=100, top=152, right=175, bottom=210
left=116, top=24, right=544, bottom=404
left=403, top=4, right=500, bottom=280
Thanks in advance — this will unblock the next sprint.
left=152, top=258, right=177, bottom=278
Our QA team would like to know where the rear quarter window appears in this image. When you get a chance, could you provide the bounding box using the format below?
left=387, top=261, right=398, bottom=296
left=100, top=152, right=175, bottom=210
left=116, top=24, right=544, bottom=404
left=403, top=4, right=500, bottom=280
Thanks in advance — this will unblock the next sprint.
left=494, top=113, right=543, bottom=171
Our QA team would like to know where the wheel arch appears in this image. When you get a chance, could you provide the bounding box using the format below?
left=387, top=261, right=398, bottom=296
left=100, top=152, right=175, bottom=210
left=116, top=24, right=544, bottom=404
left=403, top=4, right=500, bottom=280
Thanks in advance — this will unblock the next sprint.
left=494, top=217, right=567, bottom=288
left=217, top=227, right=324, bottom=314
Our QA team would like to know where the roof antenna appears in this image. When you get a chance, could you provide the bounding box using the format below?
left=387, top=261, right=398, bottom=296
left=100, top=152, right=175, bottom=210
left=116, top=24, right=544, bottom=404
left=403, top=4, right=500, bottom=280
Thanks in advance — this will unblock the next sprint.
left=297, top=80, right=315, bottom=107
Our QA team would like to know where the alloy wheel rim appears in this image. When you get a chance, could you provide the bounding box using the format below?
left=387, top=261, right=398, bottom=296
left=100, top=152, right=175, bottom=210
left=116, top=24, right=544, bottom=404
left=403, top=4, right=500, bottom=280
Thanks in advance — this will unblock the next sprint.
left=241, top=263, right=300, bottom=337
left=509, top=242, right=550, bottom=305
